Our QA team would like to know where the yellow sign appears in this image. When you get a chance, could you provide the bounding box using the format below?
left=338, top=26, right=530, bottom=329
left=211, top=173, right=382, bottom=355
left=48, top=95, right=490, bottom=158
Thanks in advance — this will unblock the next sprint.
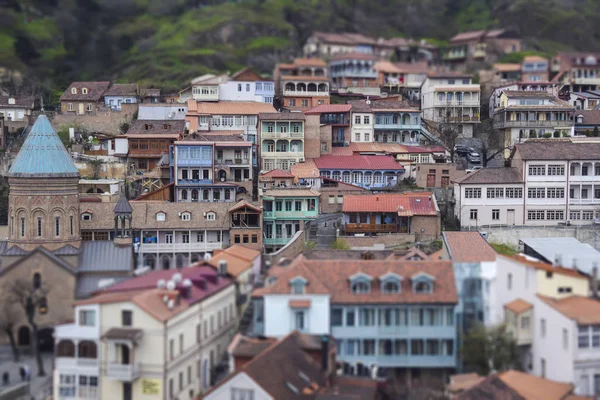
left=141, top=379, right=161, bottom=395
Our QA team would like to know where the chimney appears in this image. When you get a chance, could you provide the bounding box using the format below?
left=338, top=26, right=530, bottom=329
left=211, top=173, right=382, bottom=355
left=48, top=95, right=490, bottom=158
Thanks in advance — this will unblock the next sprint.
left=180, top=278, right=192, bottom=298
left=553, top=254, right=562, bottom=267
left=218, top=260, right=228, bottom=276
left=592, top=263, right=598, bottom=298
left=192, top=277, right=206, bottom=290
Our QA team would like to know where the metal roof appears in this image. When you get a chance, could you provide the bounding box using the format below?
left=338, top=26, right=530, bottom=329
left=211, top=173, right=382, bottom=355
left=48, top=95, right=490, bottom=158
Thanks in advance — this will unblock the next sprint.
left=75, top=275, right=129, bottom=299
left=8, top=115, right=79, bottom=178
left=78, top=241, right=133, bottom=272
left=114, top=194, right=133, bottom=214
left=521, top=237, right=600, bottom=276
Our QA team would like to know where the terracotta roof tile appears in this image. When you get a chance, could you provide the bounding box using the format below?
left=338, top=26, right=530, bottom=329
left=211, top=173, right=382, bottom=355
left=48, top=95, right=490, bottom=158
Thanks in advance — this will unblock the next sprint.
left=515, top=140, right=600, bottom=160
left=290, top=159, right=320, bottom=179
left=450, top=30, right=486, bottom=42
left=313, top=155, right=404, bottom=171
left=394, top=62, right=430, bottom=74
left=537, top=295, right=600, bottom=324
left=500, top=254, right=586, bottom=279
left=257, top=256, right=458, bottom=304
left=289, top=299, right=311, bottom=308
left=504, top=298, right=533, bottom=314
left=259, top=112, right=305, bottom=121
left=187, top=100, right=275, bottom=115
left=453, top=168, right=522, bottom=185
left=498, top=370, right=574, bottom=400
left=304, top=104, right=352, bottom=115
left=342, top=193, right=438, bottom=215
left=448, top=373, right=485, bottom=393
left=260, top=169, right=295, bottom=179
left=456, top=374, right=525, bottom=400
left=494, top=63, right=522, bottom=72
left=263, top=189, right=320, bottom=197
left=127, top=120, right=185, bottom=135
left=292, top=58, right=327, bottom=67
left=442, top=232, right=496, bottom=263
left=523, top=56, right=548, bottom=63
left=104, top=83, right=138, bottom=97
left=60, top=81, right=111, bottom=101
left=207, top=245, right=260, bottom=278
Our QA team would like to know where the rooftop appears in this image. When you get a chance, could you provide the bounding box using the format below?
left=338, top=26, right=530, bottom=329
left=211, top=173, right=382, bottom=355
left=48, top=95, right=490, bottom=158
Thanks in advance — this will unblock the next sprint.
left=260, top=169, right=295, bottom=179
left=453, top=167, right=522, bottom=185
left=254, top=256, right=458, bottom=304
left=504, top=298, right=533, bottom=314
left=60, top=81, right=110, bottom=101
left=8, top=115, right=79, bottom=178
left=104, top=83, right=138, bottom=97
left=342, top=193, right=438, bottom=216
left=0, top=95, right=35, bottom=109
left=311, top=31, right=377, bottom=46
left=442, top=231, right=496, bottom=263
left=187, top=100, right=275, bottom=115
left=520, top=237, right=600, bottom=276
left=499, top=369, right=574, bottom=400
left=126, top=119, right=185, bottom=135
left=515, top=140, right=600, bottom=161
left=207, top=245, right=260, bottom=279
left=259, top=112, right=305, bottom=121
left=538, top=295, right=600, bottom=324
left=500, top=254, right=587, bottom=279
left=313, top=154, right=404, bottom=171
left=494, top=63, right=522, bottom=72
left=263, top=189, right=320, bottom=198
left=574, top=110, right=600, bottom=125
left=304, top=104, right=352, bottom=114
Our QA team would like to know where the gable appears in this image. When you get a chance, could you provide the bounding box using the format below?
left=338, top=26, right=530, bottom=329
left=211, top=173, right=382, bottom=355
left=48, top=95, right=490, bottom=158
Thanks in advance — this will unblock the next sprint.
left=203, top=372, right=273, bottom=400
left=0, top=247, right=77, bottom=277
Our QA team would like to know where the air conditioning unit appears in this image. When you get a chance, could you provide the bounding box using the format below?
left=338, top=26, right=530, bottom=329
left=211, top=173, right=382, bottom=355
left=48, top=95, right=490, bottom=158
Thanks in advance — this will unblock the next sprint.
left=299, top=158, right=305, bottom=162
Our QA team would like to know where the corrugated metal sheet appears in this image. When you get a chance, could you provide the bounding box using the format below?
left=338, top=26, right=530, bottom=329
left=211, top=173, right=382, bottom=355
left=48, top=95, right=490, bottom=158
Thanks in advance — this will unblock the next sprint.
left=79, top=241, right=133, bottom=272
left=314, top=155, right=404, bottom=171
left=76, top=275, right=129, bottom=298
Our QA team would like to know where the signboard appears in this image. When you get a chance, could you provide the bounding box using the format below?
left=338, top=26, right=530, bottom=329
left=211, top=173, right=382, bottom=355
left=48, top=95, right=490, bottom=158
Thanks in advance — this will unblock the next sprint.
left=141, top=379, right=161, bottom=395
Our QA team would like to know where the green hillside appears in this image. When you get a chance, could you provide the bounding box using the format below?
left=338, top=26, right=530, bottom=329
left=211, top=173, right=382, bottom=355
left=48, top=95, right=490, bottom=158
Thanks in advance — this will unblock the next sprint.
left=1, top=0, right=599, bottom=94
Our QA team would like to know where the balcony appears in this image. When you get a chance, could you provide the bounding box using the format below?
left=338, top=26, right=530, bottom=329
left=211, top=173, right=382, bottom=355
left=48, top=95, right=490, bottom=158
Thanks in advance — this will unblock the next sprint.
left=263, top=236, right=295, bottom=246
left=105, top=362, right=141, bottom=381
left=340, top=354, right=455, bottom=368
left=494, top=120, right=572, bottom=129
left=567, top=175, right=600, bottom=182
left=569, top=197, right=600, bottom=205
left=56, top=357, right=99, bottom=370
left=433, top=100, right=480, bottom=107
left=263, top=210, right=318, bottom=220
left=177, top=178, right=213, bottom=185
left=138, top=242, right=224, bottom=252
left=260, top=151, right=304, bottom=159
left=283, top=90, right=329, bottom=97
left=443, top=49, right=467, bottom=60
left=330, top=70, right=378, bottom=79
left=444, top=115, right=480, bottom=123
left=374, top=123, right=421, bottom=130
left=215, top=158, right=250, bottom=166
left=343, top=223, right=407, bottom=234
left=573, top=77, right=600, bottom=85
left=260, top=131, right=304, bottom=139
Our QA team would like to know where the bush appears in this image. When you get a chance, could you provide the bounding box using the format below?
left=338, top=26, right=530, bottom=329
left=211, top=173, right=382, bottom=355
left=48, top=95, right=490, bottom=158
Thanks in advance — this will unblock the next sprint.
left=594, top=126, right=599, bottom=137
left=585, top=130, right=592, bottom=137
left=528, top=130, right=536, bottom=138
left=330, top=239, right=350, bottom=250
left=542, top=133, right=552, bottom=138
left=562, top=131, right=569, bottom=137
left=553, top=131, right=560, bottom=138
left=490, top=242, right=517, bottom=256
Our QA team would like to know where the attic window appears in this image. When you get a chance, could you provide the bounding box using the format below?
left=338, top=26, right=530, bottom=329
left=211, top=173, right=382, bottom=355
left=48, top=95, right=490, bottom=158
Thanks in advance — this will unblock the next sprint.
left=144, top=124, right=152, bottom=130
left=206, top=212, right=216, bottom=221
left=577, top=115, right=584, bottom=124
left=81, top=213, right=92, bottom=221
left=164, top=124, right=171, bottom=130
left=352, top=281, right=370, bottom=294
left=82, top=88, right=88, bottom=94
left=415, top=282, right=432, bottom=293
left=71, top=88, right=78, bottom=94
left=289, top=276, right=307, bottom=294
left=156, top=212, right=166, bottom=221
left=382, top=281, right=400, bottom=293
left=180, top=212, right=191, bottom=221
left=8, top=98, right=15, bottom=105
left=412, top=273, right=435, bottom=294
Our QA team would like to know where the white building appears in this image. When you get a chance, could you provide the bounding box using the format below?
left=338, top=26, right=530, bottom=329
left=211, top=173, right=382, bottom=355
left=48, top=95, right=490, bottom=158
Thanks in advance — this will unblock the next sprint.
left=53, top=267, right=237, bottom=400
left=453, top=140, right=600, bottom=228
left=137, top=104, right=187, bottom=120
left=492, top=91, right=574, bottom=147
left=420, top=74, right=481, bottom=138
left=488, top=82, right=561, bottom=117
left=180, top=70, right=274, bottom=104
left=0, top=95, right=34, bottom=122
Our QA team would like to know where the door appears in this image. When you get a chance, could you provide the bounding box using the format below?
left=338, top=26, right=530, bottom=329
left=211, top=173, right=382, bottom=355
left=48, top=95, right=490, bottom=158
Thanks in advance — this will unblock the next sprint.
left=234, top=169, right=242, bottom=182
left=78, top=103, right=84, bottom=115
left=370, top=213, right=376, bottom=230
left=507, top=209, right=515, bottom=225
left=426, top=174, right=435, bottom=187
left=121, top=345, right=130, bottom=364
left=123, top=382, right=132, bottom=400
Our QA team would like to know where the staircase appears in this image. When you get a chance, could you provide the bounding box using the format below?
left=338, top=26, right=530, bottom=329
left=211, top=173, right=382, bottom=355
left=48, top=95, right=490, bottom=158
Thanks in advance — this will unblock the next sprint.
left=238, top=300, right=254, bottom=336
left=419, top=121, right=445, bottom=146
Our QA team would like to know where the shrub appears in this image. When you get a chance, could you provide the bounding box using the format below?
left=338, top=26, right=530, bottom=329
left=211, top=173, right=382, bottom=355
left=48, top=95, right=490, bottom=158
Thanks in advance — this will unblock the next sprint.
left=528, top=130, right=536, bottom=138
left=330, top=239, right=350, bottom=250
left=553, top=131, right=560, bottom=138
left=562, top=131, right=569, bottom=137
left=594, top=126, right=599, bottom=137
left=542, top=132, right=552, bottom=138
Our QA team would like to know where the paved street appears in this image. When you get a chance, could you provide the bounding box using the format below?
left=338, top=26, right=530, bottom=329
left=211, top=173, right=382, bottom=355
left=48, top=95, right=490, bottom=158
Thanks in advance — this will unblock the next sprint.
left=308, top=213, right=342, bottom=249
left=0, top=347, right=53, bottom=400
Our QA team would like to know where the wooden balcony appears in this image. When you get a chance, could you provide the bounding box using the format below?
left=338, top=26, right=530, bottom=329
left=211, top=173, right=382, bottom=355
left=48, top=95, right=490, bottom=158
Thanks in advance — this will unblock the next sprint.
left=343, top=223, right=405, bottom=233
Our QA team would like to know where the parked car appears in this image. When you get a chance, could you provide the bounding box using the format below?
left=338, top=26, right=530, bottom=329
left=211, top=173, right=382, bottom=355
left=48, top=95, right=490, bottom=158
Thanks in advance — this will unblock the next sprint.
left=454, top=145, right=471, bottom=157
left=465, top=166, right=483, bottom=173
left=467, top=152, right=481, bottom=163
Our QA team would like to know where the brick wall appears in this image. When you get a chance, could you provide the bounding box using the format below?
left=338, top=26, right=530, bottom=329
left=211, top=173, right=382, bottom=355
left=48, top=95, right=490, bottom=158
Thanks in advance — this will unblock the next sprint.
left=415, top=163, right=464, bottom=189
left=340, top=233, right=416, bottom=248
left=264, top=230, right=305, bottom=266
left=52, top=103, right=138, bottom=135
left=304, top=115, right=321, bottom=159
left=411, top=215, right=441, bottom=241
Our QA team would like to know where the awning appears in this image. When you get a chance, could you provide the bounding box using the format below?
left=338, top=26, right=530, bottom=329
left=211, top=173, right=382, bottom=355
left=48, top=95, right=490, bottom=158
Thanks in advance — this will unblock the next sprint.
left=289, top=300, right=311, bottom=309
left=102, top=328, right=143, bottom=342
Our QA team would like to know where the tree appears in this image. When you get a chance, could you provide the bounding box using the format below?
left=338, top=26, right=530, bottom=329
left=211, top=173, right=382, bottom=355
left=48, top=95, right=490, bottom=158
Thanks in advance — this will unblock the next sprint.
left=88, top=158, right=104, bottom=180
left=474, top=120, right=511, bottom=167
left=329, top=239, right=350, bottom=250
left=594, top=126, right=599, bottom=137
left=462, top=323, right=521, bottom=375
left=436, top=114, right=463, bottom=163
left=0, top=301, right=21, bottom=362
left=5, top=278, right=50, bottom=377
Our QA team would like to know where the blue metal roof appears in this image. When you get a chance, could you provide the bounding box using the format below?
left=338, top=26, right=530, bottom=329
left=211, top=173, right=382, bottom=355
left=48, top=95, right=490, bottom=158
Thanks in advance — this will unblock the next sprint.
left=8, top=115, right=79, bottom=177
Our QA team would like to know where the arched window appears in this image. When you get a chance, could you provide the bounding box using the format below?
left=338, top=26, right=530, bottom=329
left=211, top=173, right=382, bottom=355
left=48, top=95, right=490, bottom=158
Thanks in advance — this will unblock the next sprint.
left=224, top=189, right=231, bottom=200
left=144, top=255, right=156, bottom=270
left=382, top=281, right=400, bottom=293
left=191, top=189, right=199, bottom=201
left=33, top=273, right=41, bottom=290
left=162, top=256, right=171, bottom=270
left=156, top=212, right=166, bottom=221
left=180, top=212, right=191, bottom=221
left=78, top=341, right=97, bottom=359
left=415, top=281, right=432, bottom=293
left=351, top=281, right=370, bottom=294
left=56, top=340, right=75, bottom=357
left=213, top=190, right=221, bottom=200
left=82, top=88, right=88, bottom=94
left=202, top=189, right=209, bottom=201
left=181, top=189, right=188, bottom=200
left=71, top=88, right=77, bottom=94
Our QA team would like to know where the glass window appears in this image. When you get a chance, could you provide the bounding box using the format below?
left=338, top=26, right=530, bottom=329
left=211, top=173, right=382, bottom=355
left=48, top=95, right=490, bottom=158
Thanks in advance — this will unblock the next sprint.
left=331, top=308, right=343, bottom=326
left=346, top=309, right=355, bottom=326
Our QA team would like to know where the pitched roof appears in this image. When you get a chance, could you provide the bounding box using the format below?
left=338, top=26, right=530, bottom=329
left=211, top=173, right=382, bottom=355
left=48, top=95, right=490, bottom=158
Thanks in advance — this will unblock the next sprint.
left=78, top=240, right=133, bottom=273
left=515, top=140, right=600, bottom=160
left=229, top=334, right=277, bottom=357
left=204, top=331, right=325, bottom=399
left=453, top=168, right=522, bottom=185
left=375, top=60, right=402, bottom=73
left=494, top=63, right=522, bottom=72
left=456, top=374, right=525, bottom=400
left=304, top=104, right=353, bottom=115
left=347, top=99, right=414, bottom=113
left=537, top=295, right=600, bottom=324
left=292, top=58, right=327, bottom=67
left=574, top=110, right=600, bottom=125
left=290, top=159, right=320, bottom=179
left=313, top=155, right=404, bottom=171
left=187, top=101, right=276, bottom=115
left=190, top=73, right=229, bottom=85
left=499, top=254, right=586, bottom=279
left=503, top=90, right=555, bottom=99
left=126, top=120, right=185, bottom=135
left=259, top=112, right=305, bottom=121
left=60, top=81, right=110, bottom=101
left=504, top=298, right=533, bottom=314
left=311, top=31, right=377, bottom=46
left=394, top=61, right=430, bottom=74
left=260, top=169, right=295, bottom=179
left=256, top=256, right=458, bottom=304
left=114, top=194, right=133, bottom=214
left=450, top=30, right=487, bottom=42
left=442, top=232, right=496, bottom=263
left=75, top=275, right=129, bottom=299
left=523, top=55, right=548, bottom=63
left=447, top=373, right=485, bottom=393
left=498, top=370, right=574, bottom=400
left=8, top=115, right=79, bottom=178
left=207, top=245, right=260, bottom=278
left=230, top=67, right=263, bottom=81
left=104, top=83, right=138, bottom=97
left=342, top=193, right=438, bottom=216
left=0, top=96, right=35, bottom=109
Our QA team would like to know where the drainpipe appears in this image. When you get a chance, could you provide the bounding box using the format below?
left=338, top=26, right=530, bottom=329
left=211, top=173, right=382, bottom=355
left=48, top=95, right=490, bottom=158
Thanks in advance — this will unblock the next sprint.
left=163, top=319, right=167, bottom=400
left=565, top=159, right=571, bottom=223
left=522, top=160, right=526, bottom=225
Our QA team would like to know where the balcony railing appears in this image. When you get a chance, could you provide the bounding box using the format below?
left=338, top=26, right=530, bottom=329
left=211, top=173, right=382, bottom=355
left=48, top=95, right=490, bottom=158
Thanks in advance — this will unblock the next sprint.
left=444, top=116, right=480, bottom=122
left=433, top=100, right=480, bottom=107
left=340, top=354, right=455, bottom=368
left=260, top=131, right=304, bottom=139
left=215, top=158, right=250, bottom=166
left=573, top=77, right=600, bottom=85
left=261, top=151, right=304, bottom=159
left=263, top=210, right=318, bottom=219
left=56, top=357, right=99, bottom=369
left=374, top=123, right=422, bottom=130
left=343, top=223, right=405, bottom=233
left=568, top=197, right=600, bottom=204
left=263, top=236, right=296, bottom=245
left=494, top=120, right=572, bottom=128
left=177, top=178, right=213, bottom=185
left=283, top=90, right=329, bottom=97
left=139, top=242, right=224, bottom=252
left=105, top=362, right=141, bottom=381
left=569, top=175, right=600, bottom=182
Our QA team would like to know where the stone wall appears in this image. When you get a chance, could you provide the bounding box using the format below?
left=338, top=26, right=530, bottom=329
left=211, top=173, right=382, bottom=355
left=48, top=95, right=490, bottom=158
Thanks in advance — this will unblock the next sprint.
left=51, top=103, right=138, bottom=134
left=264, top=230, right=305, bottom=266
left=479, top=225, right=600, bottom=249
left=340, top=233, right=416, bottom=249
left=75, top=161, right=127, bottom=180
left=412, top=215, right=441, bottom=241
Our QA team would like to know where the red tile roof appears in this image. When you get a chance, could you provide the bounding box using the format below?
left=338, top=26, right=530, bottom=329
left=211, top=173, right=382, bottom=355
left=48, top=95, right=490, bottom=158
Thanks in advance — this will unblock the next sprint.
left=342, top=193, right=438, bottom=216
left=504, top=298, right=533, bottom=314
left=537, top=295, right=600, bottom=324
left=260, top=169, right=295, bottom=178
left=442, top=232, right=497, bottom=263
left=313, top=155, right=404, bottom=171
left=304, top=104, right=353, bottom=115
left=255, top=256, right=458, bottom=304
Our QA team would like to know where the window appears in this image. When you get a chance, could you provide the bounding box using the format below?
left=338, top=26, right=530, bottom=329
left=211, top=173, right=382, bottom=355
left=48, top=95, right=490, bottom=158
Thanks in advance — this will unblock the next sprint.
left=156, top=212, right=166, bottom=221
left=354, top=115, right=361, bottom=124
left=121, top=310, right=133, bottom=326
left=237, top=84, right=242, bottom=92
left=547, top=165, right=565, bottom=175
left=382, top=280, right=400, bottom=293
left=546, top=210, right=564, bottom=220
left=506, top=188, right=523, bottom=198
left=563, top=328, right=569, bottom=349
left=67, top=103, right=74, bottom=111
left=332, top=308, right=343, bottom=326
left=507, top=273, right=512, bottom=290
left=20, top=217, right=25, bottom=237
left=231, top=388, right=255, bottom=400
left=79, top=310, right=95, bottom=326
left=179, top=333, right=184, bottom=354
left=352, top=281, right=370, bottom=293
left=540, top=318, right=546, bottom=338
left=206, top=212, right=216, bottom=221
left=487, top=188, right=504, bottom=198
left=59, top=374, right=76, bottom=397
left=294, top=311, right=305, bottom=331
left=301, top=99, right=308, bottom=107
left=179, top=371, right=183, bottom=391
left=246, top=84, right=250, bottom=92
left=411, top=339, right=424, bottom=355
left=54, top=216, right=60, bottom=236
left=180, top=212, right=191, bottom=221
left=288, top=99, right=296, bottom=107
left=355, top=133, right=360, bottom=142
left=290, top=278, right=306, bottom=294
left=527, top=210, right=546, bottom=220
left=36, top=216, right=43, bottom=237
left=359, top=308, right=376, bottom=326
left=541, top=358, right=546, bottom=378
left=527, top=188, right=545, bottom=199
left=414, top=281, right=432, bottom=293
left=364, top=116, right=370, bottom=124
left=71, top=88, right=77, bottom=94
left=547, top=188, right=565, bottom=198
left=469, top=209, right=478, bottom=220
left=520, top=316, right=530, bottom=330
left=528, top=165, right=546, bottom=175
left=86, top=103, right=92, bottom=112
left=492, top=209, right=500, bottom=220
left=465, top=188, right=481, bottom=198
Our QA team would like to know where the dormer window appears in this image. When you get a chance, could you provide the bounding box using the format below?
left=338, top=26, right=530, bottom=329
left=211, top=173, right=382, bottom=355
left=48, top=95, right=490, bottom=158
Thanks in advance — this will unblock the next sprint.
left=412, top=272, right=435, bottom=294
left=349, top=272, right=373, bottom=294
left=380, top=272, right=403, bottom=293
left=180, top=212, right=191, bottom=221
left=156, top=212, right=166, bottom=221
left=81, top=213, right=92, bottom=221
left=8, top=98, right=15, bottom=105
left=71, top=88, right=78, bottom=94
left=144, top=124, right=152, bottom=130
left=82, top=88, right=88, bottom=94
left=289, top=276, right=307, bottom=294
left=206, top=212, right=216, bottom=221
left=577, top=115, right=584, bottom=124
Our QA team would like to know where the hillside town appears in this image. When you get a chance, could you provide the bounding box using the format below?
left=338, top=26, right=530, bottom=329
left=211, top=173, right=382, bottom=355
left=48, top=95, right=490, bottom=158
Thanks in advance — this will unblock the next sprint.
left=2, top=27, right=600, bottom=400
